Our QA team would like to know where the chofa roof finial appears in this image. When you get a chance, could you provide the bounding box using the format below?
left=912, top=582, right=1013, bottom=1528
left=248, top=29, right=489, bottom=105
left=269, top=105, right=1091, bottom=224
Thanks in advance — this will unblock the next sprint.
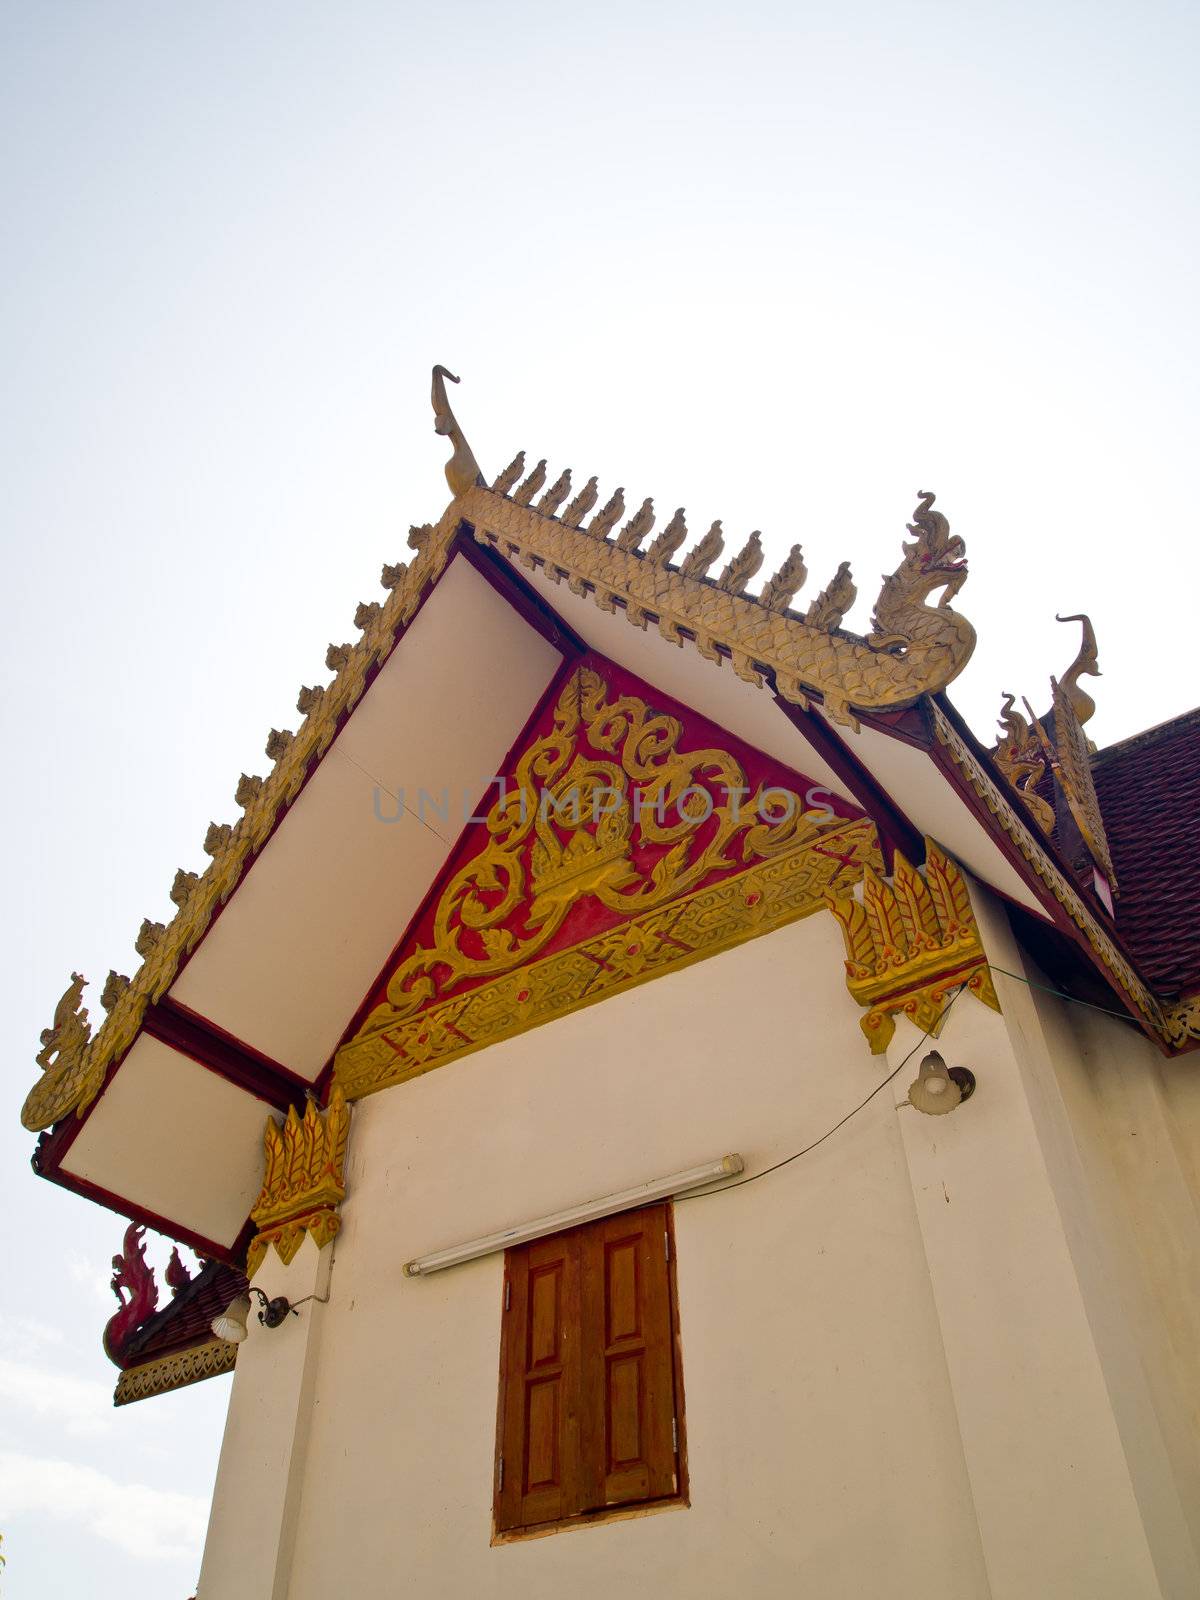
left=431, top=365, right=485, bottom=498
left=1053, top=612, right=1100, bottom=727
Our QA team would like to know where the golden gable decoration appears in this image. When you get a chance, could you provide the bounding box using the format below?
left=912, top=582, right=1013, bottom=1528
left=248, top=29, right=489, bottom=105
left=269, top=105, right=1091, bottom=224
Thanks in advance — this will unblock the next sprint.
left=466, top=483, right=975, bottom=730
left=113, top=1338, right=237, bottom=1406
left=336, top=661, right=883, bottom=1099
left=826, top=840, right=1000, bottom=1053
left=443, top=374, right=975, bottom=730
left=247, top=1085, right=351, bottom=1279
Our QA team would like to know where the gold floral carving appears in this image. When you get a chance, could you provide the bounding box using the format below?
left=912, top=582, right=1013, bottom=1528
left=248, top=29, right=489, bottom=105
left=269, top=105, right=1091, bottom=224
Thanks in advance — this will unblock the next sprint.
left=1163, top=997, right=1200, bottom=1051
left=246, top=1084, right=351, bottom=1279
left=826, top=841, right=1000, bottom=1053
left=21, top=499, right=465, bottom=1132
left=930, top=703, right=1171, bottom=1045
left=113, top=1338, right=236, bottom=1406
left=356, top=666, right=848, bottom=1041
left=464, top=484, right=974, bottom=729
left=336, top=815, right=882, bottom=1099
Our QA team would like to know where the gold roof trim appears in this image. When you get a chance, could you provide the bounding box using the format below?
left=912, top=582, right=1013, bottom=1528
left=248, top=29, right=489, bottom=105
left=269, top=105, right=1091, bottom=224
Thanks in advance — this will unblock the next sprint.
left=931, top=703, right=1174, bottom=1043
left=21, top=506, right=464, bottom=1132
left=465, top=479, right=975, bottom=730
left=113, top=1337, right=236, bottom=1406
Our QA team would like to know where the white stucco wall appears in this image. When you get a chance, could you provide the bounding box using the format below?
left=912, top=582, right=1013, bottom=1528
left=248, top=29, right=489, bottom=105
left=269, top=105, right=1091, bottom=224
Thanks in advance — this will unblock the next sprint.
left=198, top=888, right=1200, bottom=1600
left=273, top=911, right=990, bottom=1600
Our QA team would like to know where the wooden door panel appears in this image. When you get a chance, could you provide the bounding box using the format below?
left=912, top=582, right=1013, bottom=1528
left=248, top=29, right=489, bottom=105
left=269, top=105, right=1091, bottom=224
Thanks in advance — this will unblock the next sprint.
left=497, top=1232, right=582, bottom=1530
left=581, top=1204, right=677, bottom=1510
left=497, top=1202, right=681, bottom=1533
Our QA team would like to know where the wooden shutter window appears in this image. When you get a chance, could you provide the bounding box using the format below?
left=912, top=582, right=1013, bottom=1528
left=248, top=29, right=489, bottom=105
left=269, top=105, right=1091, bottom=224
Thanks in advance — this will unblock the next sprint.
left=495, top=1201, right=684, bottom=1535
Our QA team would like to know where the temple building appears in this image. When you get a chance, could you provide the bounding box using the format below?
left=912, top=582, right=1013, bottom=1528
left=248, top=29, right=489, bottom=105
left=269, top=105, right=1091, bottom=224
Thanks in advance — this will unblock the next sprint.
left=20, top=369, right=1200, bottom=1598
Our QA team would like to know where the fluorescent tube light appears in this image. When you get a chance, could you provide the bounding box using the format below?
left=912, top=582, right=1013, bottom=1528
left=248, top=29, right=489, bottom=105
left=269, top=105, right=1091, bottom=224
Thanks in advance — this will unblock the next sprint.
left=403, top=1153, right=745, bottom=1277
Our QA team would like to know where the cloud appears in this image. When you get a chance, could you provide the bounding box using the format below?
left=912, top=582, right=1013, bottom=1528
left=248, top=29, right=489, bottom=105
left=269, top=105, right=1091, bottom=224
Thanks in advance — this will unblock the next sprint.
left=0, top=1450, right=208, bottom=1561
left=68, top=1252, right=115, bottom=1307
left=0, top=1355, right=113, bottom=1436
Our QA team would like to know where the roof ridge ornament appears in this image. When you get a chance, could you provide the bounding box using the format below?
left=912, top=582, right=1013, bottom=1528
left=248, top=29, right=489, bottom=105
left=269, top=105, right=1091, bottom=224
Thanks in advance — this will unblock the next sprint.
left=1054, top=612, right=1100, bottom=729
left=431, top=365, right=485, bottom=498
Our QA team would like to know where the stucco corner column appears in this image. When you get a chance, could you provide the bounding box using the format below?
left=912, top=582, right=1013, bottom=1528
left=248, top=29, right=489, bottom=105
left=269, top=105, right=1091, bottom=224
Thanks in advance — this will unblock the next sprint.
left=196, top=1235, right=333, bottom=1600
left=883, top=876, right=1192, bottom=1600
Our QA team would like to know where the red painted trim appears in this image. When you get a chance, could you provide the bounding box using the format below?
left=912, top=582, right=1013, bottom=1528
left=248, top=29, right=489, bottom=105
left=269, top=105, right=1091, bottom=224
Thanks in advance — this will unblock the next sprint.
left=454, top=528, right=589, bottom=657
left=920, top=698, right=1168, bottom=1049
left=30, top=1153, right=245, bottom=1266
left=772, top=697, right=925, bottom=870
left=143, top=998, right=311, bottom=1107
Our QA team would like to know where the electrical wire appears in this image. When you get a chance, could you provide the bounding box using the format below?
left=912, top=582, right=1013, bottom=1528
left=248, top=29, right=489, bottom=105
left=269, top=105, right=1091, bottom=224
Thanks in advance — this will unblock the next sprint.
left=678, top=985, right=966, bottom=1203
left=987, top=965, right=1140, bottom=1024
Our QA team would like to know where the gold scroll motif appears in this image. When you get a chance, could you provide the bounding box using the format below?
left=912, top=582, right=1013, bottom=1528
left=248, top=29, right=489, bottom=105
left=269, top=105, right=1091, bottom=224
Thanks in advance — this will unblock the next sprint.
left=463, top=484, right=975, bottom=729
left=336, top=665, right=882, bottom=1098
left=826, top=841, right=1000, bottom=1054
left=247, top=1085, right=351, bottom=1279
left=113, top=1338, right=237, bottom=1407
left=21, top=505, right=465, bottom=1133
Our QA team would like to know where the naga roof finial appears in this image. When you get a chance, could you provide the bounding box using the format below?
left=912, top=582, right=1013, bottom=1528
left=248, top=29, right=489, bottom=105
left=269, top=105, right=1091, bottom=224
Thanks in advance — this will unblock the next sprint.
left=1054, top=613, right=1100, bottom=727
left=431, top=365, right=485, bottom=499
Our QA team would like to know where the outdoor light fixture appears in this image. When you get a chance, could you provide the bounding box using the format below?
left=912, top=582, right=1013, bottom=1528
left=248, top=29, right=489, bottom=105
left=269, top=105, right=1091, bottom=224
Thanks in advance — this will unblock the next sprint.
left=908, top=1050, right=976, bottom=1116
left=210, top=1287, right=302, bottom=1342
left=404, top=1153, right=745, bottom=1277
left=211, top=1294, right=251, bottom=1344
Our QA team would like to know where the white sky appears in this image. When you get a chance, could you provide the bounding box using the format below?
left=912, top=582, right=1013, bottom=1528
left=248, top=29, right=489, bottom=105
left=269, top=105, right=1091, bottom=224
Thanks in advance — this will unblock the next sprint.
left=2, top=3, right=1197, bottom=1593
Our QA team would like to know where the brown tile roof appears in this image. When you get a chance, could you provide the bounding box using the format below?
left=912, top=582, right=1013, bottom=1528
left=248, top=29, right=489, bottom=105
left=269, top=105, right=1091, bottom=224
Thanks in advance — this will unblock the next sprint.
left=123, top=1259, right=248, bottom=1364
left=1092, top=707, right=1200, bottom=996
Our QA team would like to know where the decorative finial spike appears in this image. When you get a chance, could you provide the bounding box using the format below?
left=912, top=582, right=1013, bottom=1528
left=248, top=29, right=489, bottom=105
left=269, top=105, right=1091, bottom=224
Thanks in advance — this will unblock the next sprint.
left=514, top=459, right=547, bottom=506
left=537, top=468, right=572, bottom=517
left=135, top=919, right=165, bottom=958
left=430, top=365, right=484, bottom=498
left=204, top=822, right=233, bottom=857
left=804, top=561, right=857, bottom=632
left=588, top=488, right=625, bottom=540
left=680, top=520, right=725, bottom=580
left=1054, top=613, right=1100, bottom=727
left=170, top=869, right=198, bottom=907
left=759, top=544, right=807, bottom=612
left=101, top=971, right=130, bottom=1012
left=235, top=773, right=263, bottom=809
left=492, top=451, right=525, bottom=495
left=562, top=475, right=599, bottom=528
left=646, top=509, right=688, bottom=567
left=717, top=531, right=764, bottom=594
left=616, top=498, right=656, bottom=552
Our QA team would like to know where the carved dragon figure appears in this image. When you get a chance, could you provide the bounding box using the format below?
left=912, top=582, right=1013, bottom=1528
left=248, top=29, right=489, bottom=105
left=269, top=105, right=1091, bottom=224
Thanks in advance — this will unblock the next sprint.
left=993, top=693, right=1055, bottom=834
left=24, top=973, right=96, bottom=1133
left=467, top=477, right=977, bottom=724
left=103, top=1222, right=160, bottom=1366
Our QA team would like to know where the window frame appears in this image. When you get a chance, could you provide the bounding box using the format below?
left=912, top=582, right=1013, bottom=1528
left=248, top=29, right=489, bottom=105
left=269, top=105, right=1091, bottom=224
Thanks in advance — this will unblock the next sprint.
left=491, top=1200, right=690, bottom=1542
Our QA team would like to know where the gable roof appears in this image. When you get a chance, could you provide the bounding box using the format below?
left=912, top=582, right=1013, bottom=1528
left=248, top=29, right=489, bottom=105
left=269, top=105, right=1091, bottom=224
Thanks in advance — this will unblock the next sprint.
left=19, top=367, right=1200, bottom=1281
left=1093, top=707, right=1200, bottom=997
